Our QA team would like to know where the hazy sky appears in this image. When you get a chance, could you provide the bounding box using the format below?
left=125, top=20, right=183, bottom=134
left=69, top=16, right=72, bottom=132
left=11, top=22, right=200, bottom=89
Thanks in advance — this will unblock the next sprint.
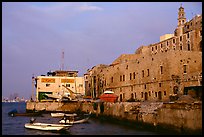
left=2, top=2, right=202, bottom=99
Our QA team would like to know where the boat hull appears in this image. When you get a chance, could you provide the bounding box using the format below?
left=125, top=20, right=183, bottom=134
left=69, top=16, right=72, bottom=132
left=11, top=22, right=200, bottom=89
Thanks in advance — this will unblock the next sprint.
left=24, top=123, right=72, bottom=131
left=59, top=116, right=90, bottom=124
left=51, top=113, right=77, bottom=117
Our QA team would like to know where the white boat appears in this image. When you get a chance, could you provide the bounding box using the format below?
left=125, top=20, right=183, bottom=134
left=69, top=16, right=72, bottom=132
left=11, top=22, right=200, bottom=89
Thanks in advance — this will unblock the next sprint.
left=59, top=116, right=90, bottom=124
left=51, top=113, right=77, bottom=117
left=51, top=113, right=65, bottom=117
left=59, top=112, right=91, bottom=124
left=24, top=122, right=72, bottom=131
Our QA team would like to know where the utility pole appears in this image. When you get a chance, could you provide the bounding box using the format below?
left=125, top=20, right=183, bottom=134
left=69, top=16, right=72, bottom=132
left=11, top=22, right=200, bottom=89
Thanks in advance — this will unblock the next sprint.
left=61, top=49, right=64, bottom=70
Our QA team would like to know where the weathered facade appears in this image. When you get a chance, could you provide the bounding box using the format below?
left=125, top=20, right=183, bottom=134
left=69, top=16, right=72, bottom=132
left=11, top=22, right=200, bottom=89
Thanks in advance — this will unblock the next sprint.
left=34, top=70, right=85, bottom=102
left=84, top=6, right=202, bottom=102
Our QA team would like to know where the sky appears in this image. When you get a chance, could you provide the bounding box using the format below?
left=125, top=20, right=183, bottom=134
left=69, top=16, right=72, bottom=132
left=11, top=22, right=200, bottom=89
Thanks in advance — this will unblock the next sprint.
left=2, top=2, right=202, bottom=99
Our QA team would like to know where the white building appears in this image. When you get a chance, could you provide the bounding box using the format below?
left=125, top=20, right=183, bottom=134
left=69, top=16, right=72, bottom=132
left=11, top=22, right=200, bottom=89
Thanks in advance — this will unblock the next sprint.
left=34, top=70, right=85, bottom=102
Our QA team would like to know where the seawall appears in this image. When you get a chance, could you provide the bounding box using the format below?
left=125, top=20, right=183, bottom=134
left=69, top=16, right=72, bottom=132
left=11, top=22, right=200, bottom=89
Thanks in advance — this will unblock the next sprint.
left=26, top=101, right=202, bottom=134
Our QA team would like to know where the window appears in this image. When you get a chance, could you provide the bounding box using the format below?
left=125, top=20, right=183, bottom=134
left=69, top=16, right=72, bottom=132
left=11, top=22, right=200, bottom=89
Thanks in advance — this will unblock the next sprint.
left=152, top=47, right=154, bottom=51
left=161, top=43, right=163, bottom=48
left=183, top=65, right=187, bottom=74
left=149, top=91, right=151, bottom=96
left=120, top=75, right=122, bottom=81
left=130, top=73, right=132, bottom=80
left=180, top=45, right=183, bottom=50
left=144, top=84, right=146, bottom=89
left=180, top=36, right=182, bottom=41
left=187, top=33, right=190, bottom=38
left=147, top=69, right=149, bottom=77
left=46, top=84, right=50, bottom=87
left=142, top=70, right=144, bottom=77
left=164, top=91, right=166, bottom=96
left=133, top=72, right=136, bottom=79
left=187, top=43, right=191, bottom=51
left=123, top=75, right=125, bottom=81
left=173, top=39, right=175, bottom=44
left=141, top=92, right=143, bottom=98
left=66, top=84, right=70, bottom=87
left=160, top=66, right=163, bottom=74
left=159, top=83, right=161, bottom=87
left=167, top=41, right=169, bottom=46
left=155, top=92, right=157, bottom=97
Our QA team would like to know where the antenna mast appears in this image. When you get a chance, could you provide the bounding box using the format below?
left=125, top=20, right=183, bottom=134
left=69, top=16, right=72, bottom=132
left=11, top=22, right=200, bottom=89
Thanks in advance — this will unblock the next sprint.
left=61, top=49, right=64, bottom=70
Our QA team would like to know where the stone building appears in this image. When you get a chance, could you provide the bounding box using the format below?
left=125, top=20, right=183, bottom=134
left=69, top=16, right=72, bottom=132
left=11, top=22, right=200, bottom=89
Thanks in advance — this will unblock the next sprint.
left=84, top=6, right=202, bottom=102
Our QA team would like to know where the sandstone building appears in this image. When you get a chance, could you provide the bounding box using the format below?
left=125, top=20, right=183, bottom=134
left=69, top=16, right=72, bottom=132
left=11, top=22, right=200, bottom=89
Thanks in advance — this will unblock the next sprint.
left=84, top=6, right=202, bottom=102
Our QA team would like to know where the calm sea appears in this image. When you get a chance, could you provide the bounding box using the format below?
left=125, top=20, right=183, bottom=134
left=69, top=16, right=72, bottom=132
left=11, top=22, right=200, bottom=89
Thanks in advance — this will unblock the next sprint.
left=2, top=102, right=174, bottom=135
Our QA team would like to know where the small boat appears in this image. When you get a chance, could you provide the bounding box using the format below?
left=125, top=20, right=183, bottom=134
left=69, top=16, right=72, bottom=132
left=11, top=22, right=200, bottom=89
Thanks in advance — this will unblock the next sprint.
left=59, top=116, right=90, bottom=124
left=24, top=122, right=72, bottom=131
left=8, top=109, right=43, bottom=117
left=59, top=112, right=91, bottom=124
left=12, top=112, right=43, bottom=117
left=51, top=113, right=77, bottom=118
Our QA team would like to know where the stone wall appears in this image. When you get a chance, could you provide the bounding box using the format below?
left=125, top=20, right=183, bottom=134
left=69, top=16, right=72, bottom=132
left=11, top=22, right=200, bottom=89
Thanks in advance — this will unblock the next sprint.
left=26, top=101, right=81, bottom=112
left=94, top=101, right=202, bottom=133
left=26, top=101, right=202, bottom=133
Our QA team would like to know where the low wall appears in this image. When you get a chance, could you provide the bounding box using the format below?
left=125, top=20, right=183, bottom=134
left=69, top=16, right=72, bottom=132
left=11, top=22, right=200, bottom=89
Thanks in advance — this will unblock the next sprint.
left=26, top=101, right=81, bottom=112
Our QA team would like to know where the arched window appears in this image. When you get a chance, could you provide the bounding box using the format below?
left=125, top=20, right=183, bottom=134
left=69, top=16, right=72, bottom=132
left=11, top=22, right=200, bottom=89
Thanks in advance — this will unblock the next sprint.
left=187, top=42, right=191, bottom=51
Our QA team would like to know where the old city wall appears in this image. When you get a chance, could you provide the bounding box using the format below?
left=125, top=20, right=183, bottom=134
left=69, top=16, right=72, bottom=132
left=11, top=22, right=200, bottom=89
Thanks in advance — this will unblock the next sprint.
left=83, top=101, right=202, bottom=133
left=26, top=101, right=202, bottom=133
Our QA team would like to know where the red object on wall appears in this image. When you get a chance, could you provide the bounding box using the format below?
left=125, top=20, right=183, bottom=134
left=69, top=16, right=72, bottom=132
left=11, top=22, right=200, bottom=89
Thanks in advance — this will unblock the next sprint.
left=99, top=93, right=118, bottom=103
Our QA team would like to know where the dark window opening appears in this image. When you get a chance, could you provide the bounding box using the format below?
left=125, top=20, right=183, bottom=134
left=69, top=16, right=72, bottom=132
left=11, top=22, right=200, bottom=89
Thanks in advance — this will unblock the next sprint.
left=180, top=36, right=182, bottom=41
left=164, top=91, right=166, bottom=96
left=133, top=72, right=136, bottom=79
left=160, top=66, right=163, bottom=74
left=147, top=69, right=149, bottom=77
left=155, top=92, right=157, bottom=97
left=187, top=43, right=191, bottom=51
left=183, top=65, right=187, bottom=74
